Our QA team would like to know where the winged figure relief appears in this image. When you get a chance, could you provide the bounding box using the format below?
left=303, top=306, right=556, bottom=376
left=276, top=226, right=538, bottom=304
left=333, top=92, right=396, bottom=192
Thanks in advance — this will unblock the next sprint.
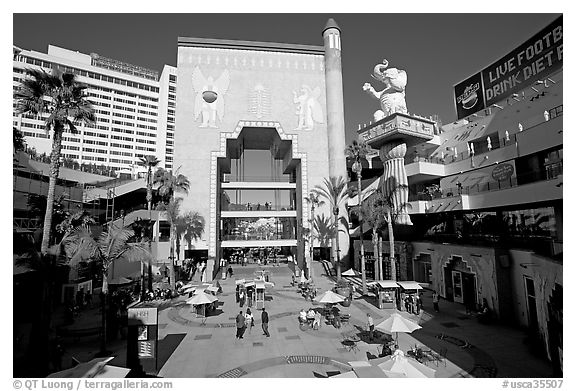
left=293, top=85, right=324, bottom=130
left=192, top=67, right=230, bottom=128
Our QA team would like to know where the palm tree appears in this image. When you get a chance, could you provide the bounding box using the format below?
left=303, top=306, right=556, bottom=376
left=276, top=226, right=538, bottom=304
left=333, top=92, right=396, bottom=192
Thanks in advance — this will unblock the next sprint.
left=345, top=139, right=371, bottom=293
left=183, top=211, right=206, bottom=252
left=14, top=232, right=68, bottom=376
left=64, top=226, right=150, bottom=354
left=14, top=68, right=96, bottom=254
left=174, top=215, right=188, bottom=261
left=364, top=186, right=410, bottom=281
left=154, top=167, right=190, bottom=204
left=156, top=198, right=183, bottom=289
left=138, top=155, right=161, bottom=212
left=136, top=156, right=160, bottom=298
left=313, top=214, right=337, bottom=248
left=362, top=190, right=388, bottom=280
left=153, top=167, right=190, bottom=287
left=303, top=191, right=324, bottom=280
left=314, top=176, right=349, bottom=280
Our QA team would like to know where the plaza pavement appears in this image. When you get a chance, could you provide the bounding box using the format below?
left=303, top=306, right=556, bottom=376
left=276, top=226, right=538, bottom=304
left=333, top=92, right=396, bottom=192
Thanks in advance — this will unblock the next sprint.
left=58, top=260, right=554, bottom=378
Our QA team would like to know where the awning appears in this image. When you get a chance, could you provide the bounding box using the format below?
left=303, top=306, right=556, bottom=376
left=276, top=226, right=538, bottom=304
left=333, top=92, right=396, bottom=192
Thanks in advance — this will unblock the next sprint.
left=373, top=280, right=400, bottom=289
left=244, top=281, right=256, bottom=288
left=255, top=281, right=266, bottom=289
left=397, top=281, right=423, bottom=291
left=235, top=279, right=246, bottom=285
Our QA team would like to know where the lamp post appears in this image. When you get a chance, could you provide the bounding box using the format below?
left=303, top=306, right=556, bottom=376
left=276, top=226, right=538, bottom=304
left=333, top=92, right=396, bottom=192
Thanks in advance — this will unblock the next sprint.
left=352, top=160, right=367, bottom=295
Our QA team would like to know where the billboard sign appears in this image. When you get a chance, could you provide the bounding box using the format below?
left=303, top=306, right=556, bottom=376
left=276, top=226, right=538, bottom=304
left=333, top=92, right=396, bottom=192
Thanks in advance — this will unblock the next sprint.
left=454, top=72, right=486, bottom=120
left=455, top=16, right=562, bottom=119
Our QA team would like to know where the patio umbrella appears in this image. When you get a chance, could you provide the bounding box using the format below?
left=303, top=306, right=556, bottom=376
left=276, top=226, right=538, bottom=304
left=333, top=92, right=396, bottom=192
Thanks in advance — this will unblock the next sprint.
left=186, top=291, right=218, bottom=305
left=374, top=312, right=422, bottom=346
left=342, top=268, right=358, bottom=276
left=46, top=357, right=129, bottom=378
left=316, top=290, right=346, bottom=304
left=376, top=350, right=436, bottom=378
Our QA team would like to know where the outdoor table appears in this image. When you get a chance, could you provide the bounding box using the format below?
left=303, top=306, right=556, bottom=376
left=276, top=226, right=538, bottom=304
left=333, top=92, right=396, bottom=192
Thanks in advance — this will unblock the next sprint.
left=341, top=333, right=360, bottom=353
left=407, top=347, right=435, bottom=365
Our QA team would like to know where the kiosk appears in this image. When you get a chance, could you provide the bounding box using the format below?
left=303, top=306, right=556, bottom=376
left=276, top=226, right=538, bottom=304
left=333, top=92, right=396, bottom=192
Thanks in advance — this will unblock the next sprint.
left=370, top=280, right=399, bottom=309
left=255, top=280, right=266, bottom=309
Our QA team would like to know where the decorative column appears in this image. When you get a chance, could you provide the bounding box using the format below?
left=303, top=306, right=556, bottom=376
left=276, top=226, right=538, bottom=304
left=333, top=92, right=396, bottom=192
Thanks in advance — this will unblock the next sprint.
left=379, top=141, right=412, bottom=226
left=323, top=18, right=350, bottom=270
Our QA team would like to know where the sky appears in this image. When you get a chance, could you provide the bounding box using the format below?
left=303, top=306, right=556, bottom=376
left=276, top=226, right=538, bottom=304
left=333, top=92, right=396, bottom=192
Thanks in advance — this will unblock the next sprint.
left=12, top=12, right=560, bottom=144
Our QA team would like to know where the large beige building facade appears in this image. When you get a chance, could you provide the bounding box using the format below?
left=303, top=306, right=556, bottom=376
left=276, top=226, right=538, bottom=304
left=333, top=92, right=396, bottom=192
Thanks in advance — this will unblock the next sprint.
left=174, top=26, right=348, bottom=277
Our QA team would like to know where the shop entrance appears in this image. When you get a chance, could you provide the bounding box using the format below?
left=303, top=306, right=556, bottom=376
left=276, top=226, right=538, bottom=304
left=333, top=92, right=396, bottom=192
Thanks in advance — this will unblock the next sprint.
left=222, top=246, right=294, bottom=265
left=444, top=256, right=477, bottom=309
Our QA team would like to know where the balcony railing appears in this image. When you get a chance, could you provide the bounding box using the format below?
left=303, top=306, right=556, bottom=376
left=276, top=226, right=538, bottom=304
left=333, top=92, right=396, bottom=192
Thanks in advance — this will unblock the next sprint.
left=406, top=136, right=517, bottom=165
left=423, top=233, right=562, bottom=259
left=409, top=165, right=562, bottom=202
left=222, top=175, right=294, bottom=183
left=223, top=203, right=296, bottom=212
left=406, top=114, right=562, bottom=166
left=221, top=232, right=296, bottom=241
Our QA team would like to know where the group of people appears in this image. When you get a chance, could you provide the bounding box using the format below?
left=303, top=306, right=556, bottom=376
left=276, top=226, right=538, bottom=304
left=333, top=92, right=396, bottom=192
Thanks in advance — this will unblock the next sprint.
left=236, top=284, right=255, bottom=308
left=401, top=292, right=423, bottom=314
left=145, top=288, right=174, bottom=301
left=236, top=308, right=270, bottom=339
left=299, top=308, right=321, bottom=329
left=245, top=202, right=272, bottom=211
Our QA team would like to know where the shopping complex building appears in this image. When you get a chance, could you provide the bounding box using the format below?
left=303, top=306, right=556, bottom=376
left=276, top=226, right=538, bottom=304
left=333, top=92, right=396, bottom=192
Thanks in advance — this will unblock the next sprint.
left=348, top=15, right=562, bottom=374
left=13, top=16, right=562, bottom=375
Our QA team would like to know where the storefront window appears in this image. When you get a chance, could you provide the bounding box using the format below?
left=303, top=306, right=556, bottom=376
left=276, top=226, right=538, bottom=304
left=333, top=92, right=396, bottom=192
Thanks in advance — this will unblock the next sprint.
left=221, top=217, right=297, bottom=241
left=502, top=207, right=556, bottom=238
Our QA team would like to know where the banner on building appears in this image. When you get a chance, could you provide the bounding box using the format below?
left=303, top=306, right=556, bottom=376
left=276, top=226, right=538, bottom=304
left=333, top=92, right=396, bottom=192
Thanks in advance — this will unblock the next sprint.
left=454, top=16, right=562, bottom=119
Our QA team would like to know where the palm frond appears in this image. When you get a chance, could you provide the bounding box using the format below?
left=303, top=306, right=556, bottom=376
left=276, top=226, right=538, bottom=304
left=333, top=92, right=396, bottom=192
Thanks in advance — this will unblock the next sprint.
left=100, top=226, right=135, bottom=263
left=64, top=226, right=99, bottom=267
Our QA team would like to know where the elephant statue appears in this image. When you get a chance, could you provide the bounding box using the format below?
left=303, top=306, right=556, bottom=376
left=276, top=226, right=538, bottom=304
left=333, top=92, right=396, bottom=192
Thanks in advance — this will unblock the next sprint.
left=363, top=59, right=408, bottom=121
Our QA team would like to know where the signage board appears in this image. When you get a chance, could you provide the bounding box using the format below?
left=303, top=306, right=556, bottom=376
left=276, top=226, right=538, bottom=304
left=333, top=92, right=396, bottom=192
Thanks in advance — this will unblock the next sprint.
left=127, top=307, right=158, bottom=326
left=454, top=16, right=562, bottom=119
left=491, top=163, right=515, bottom=181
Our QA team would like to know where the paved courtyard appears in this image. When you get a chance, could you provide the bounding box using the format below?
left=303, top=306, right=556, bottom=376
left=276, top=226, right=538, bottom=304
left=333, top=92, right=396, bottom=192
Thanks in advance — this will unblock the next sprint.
left=61, top=261, right=553, bottom=378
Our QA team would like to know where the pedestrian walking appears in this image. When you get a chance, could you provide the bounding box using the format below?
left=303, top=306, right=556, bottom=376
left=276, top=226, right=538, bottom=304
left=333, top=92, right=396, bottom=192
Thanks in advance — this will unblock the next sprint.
left=236, top=311, right=245, bottom=339
left=367, top=313, right=375, bottom=341
left=245, top=308, right=254, bottom=334
left=432, top=290, right=440, bottom=312
left=239, top=289, right=245, bottom=307
left=415, top=293, right=423, bottom=314
left=261, top=308, right=270, bottom=337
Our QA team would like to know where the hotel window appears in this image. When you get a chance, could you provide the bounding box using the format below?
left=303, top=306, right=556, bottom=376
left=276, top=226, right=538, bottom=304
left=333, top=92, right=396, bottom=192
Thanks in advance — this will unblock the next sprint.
left=169, top=75, right=177, bottom=82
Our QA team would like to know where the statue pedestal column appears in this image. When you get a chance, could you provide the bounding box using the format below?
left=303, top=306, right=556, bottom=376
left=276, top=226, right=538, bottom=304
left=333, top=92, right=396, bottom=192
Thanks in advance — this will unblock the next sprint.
left=379, top=141, right=412, bottom=225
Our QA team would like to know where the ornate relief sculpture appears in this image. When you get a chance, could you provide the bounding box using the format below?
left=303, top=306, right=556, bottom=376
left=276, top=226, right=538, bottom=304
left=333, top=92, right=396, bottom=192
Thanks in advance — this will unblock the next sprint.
left=362, top=59, right=408, bottom=121
left=192, top=67, right=230, bottom=128
left=293, top=85, right=324, bottom=130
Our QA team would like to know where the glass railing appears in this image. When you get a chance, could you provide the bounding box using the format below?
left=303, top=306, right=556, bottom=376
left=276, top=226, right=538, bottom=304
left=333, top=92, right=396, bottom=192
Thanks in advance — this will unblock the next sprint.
left=223, top=175, right=294, bottom=183
left=223, top=203, right=296, bottom=212
left=406, top=115, right=561, bottom=166
left=220, top=232, right=296, bottom=241
left=406, top=136, right=517, bottom=165
left=408, top=166, right=562, bottom=202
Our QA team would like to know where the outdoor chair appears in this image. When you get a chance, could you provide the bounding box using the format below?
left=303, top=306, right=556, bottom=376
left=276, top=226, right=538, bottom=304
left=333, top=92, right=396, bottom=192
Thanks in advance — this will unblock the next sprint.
left=433, top=347, right=448, bottom=367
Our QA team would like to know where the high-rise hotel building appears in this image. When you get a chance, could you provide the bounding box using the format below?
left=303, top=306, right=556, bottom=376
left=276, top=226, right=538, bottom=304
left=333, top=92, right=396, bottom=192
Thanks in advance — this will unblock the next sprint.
left=12, top=44, right=177, bottom=173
